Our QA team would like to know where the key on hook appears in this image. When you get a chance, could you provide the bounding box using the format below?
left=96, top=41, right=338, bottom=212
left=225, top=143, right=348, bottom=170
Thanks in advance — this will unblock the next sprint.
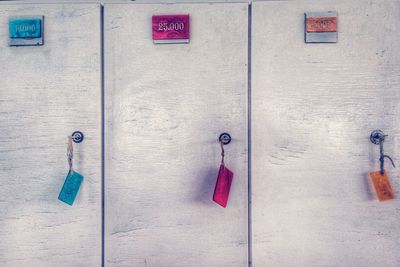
left=370, top=130, right=395, bottom=175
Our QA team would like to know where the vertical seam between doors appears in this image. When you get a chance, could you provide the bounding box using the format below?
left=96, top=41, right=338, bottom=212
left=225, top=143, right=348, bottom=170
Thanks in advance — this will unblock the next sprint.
left=100, top=4, right=105, bottom=267
left=247, top=2, right=252, bottom=267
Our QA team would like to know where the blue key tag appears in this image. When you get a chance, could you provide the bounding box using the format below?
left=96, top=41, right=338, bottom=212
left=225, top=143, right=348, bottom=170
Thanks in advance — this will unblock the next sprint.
left=58, top=170, right=84, bottom=206
left=58, top=136, right=83, bottom=206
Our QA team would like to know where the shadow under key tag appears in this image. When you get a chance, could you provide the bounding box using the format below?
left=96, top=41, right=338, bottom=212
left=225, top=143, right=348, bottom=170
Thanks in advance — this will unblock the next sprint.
left=370, top=170, right=394, bottom=201
left=213, top=164, right=234, bottom=208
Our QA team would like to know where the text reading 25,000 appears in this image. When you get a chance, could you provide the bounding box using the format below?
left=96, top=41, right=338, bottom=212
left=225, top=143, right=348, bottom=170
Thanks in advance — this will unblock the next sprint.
left=158, top=22, right=185, bottom=32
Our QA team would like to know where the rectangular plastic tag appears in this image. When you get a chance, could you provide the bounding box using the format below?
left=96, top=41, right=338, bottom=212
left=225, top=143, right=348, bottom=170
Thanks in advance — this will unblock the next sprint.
left=306, top=17, right=337, bottom=32
left=370, top=170, right=394, bottom=201
left=58, top=171, right=83, bottom=205
left=152, top=14, right=190, bottom=44
left=9, top=18, right=41, bottom=38
left=9, top=16, right=44, bottom=46
left=213, top=164, right=234, bottom=208
left=304, top=11, right=337, bottom=43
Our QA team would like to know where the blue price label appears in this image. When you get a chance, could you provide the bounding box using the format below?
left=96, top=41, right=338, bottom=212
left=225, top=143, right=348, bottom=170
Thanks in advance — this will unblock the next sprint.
left=9, top=17, right=42, bottom=39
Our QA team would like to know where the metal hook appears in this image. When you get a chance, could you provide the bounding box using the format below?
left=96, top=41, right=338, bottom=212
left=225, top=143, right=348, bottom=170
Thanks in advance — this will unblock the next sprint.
left=370, top=130, right=395, bottom=175
left=71, top=131, right=84, bottom=143
left=370, top=130, right=387, bottom=145
left=218, top=133, right=231, bottom=165
left=219, top=133, right=231, bottom=145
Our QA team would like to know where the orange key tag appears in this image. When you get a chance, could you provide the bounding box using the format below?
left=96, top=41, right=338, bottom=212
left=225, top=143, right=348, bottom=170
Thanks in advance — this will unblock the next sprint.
left=370, top=170, right=394, bottom=201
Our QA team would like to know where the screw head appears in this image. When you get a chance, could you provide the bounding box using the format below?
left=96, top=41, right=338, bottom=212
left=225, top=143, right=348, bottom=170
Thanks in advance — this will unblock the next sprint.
left=71, top=131, right=84, bottom=143
left=370, top=130, right=386, bottom=145
left=219, top=133, right=232, bottom=145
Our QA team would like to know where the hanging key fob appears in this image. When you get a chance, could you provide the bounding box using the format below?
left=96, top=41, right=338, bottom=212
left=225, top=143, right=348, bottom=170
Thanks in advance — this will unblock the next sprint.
left=213, top=164, right=234, bottom=208
left=58, top=170, right=84, bottom=205
left=370, top=170, right=394, bottom=201
left=369, top=131, right=396, bottom=201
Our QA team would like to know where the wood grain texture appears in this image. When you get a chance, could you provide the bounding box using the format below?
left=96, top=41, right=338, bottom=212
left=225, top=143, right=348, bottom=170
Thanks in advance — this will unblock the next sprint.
left=0, top=4, right=101, bottom=267
left=252, top=1, right=400, bottom=266
left=104, top=3, right=248, bottom=266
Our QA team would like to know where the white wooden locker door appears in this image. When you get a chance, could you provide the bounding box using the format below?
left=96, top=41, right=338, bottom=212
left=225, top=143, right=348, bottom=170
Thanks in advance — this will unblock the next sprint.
left=0, top=3, right=101, bottom=267
left=105, top=2, right=248, bottom=266
left=252, top=0, right=400, bottom=266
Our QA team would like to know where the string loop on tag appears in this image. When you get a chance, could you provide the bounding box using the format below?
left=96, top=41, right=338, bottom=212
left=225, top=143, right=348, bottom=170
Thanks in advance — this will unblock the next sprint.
left=220, top=141, right=225, bottom=166
left=67, top=136, right=74, bottom=174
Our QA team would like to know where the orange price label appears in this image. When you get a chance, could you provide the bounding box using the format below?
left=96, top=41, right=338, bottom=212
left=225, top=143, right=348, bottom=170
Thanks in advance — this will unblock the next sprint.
left=306, top=17, right=337, bottom=32
left=370, top=170, right=394, bottom=201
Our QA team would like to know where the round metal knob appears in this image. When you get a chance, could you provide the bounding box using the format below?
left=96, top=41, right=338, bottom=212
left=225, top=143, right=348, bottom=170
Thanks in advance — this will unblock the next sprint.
left=219, top=133, right=231, bottom=145
left=71, top=131, right=84, bottom=143
left=370, top=130, right=386, bottom=145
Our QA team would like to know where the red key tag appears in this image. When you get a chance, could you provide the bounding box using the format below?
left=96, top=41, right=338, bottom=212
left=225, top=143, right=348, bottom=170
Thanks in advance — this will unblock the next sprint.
left=370, top=170, right=395, bottom=201
left=213, top=164, right=234, bottom=208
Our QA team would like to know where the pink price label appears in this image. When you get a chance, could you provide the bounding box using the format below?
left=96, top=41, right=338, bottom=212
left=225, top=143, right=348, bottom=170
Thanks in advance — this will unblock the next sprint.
left=152, top=14, right=190, bottom=44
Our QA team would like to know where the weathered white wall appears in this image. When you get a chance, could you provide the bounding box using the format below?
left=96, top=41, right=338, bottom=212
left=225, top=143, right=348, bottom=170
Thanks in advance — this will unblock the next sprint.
left=104, top=2, right=248, bottom=266
left=3, top=1, right=400, bottom=266
left=252, top=0, right=400, bottom=266
left=0, top=4, right=101, bottom=267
